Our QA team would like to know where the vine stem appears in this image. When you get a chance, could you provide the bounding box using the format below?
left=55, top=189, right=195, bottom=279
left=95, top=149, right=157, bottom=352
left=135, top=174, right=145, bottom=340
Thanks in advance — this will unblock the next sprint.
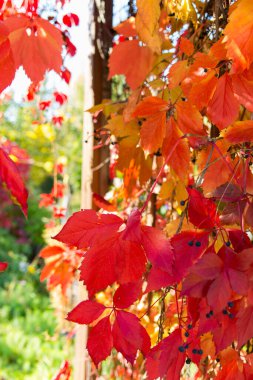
left=140, top=135, right=186, bottom=214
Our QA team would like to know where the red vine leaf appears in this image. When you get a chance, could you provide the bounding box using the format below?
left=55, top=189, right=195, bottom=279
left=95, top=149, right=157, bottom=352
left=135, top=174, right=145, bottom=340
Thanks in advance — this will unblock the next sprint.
left=146, top=329, right=186, bottom=380
left=5, top=14, right=63, bottom=82
left=66, top=300, right=106, bottom=324
left=112, top=310, right=150, bottom=364
left=87, top=316, right=113, bottom=367
left=0, top=147, right=28, bottom=216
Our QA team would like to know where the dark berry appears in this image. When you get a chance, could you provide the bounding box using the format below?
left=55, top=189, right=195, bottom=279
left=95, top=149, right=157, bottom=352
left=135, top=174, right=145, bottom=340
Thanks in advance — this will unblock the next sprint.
left=203, top=68, right=208, bottom=73
left=192, top=348, right=198, bottom=354
left=185, top=331, right=190, bottom=337
left=225, top=241, right=231, bottom=247
left=198, top=349, right=203, bottom=355
left=195, top=241, right=201, bottom=247
left=216, top=358, right=220, bottom=362
left=186, top=358, right=191, bottom=364
left=188, top=241, right=194, bottom=246
left=84, top=140, right=88, bottom=143
left=206, top=313, right=210, bottom=318
left=187, top=324, right=193, bottom=329
left=229, top=313, right=234, bottom=319
left=180, top=200, right=185, bottom=206
left=222, top=309, right=228, bottom=315
left=209, top=310, right=213, bottom=316
left=184, top=344, right=189, bottom=349
left=227, top=301, right=234, bottom=308
left=138, top=120, right=142, bottom=126
left=178, top=346, right=185, bottom=352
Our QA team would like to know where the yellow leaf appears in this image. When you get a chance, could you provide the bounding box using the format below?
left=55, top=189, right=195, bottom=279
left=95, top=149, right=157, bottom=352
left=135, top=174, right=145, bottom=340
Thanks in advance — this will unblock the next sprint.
left=136, top=0, right=162, bottom=54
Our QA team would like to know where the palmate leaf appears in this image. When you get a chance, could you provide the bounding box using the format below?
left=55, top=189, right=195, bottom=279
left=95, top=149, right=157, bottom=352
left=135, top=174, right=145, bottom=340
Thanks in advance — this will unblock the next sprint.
left=5, top=14, right=63, bottom=82
left=54, top=209, right=173, bottom=296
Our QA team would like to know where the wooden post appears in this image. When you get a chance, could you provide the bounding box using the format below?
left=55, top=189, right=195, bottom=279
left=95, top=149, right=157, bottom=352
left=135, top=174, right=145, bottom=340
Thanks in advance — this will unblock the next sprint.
left=73, top=1, right=113, bottom=379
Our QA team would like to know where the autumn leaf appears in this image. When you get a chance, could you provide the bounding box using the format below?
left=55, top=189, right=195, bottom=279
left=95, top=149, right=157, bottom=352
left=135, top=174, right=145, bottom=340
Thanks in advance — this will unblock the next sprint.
left=66, top=300, right=106, bottom=324
left=222, top=120, right=253, bottom=144
left=232, top=71, right=253, bottom=111
left=135, top=0, right=162, bottom=53
left=146, top=328, right=186, bottom=380
left=182, top=245, right=253, bottom=312
left=108, top=39, right=155, bottom=90
left=0, top=147, right=28, bottom=216
left=179, top=37, right=194, bottom=56
left=162, top=117, right=190, bottom=180
left=113, top=281, right=142, bottom=309
left=87, top=316, right=113, bottom=367
left=171, top=230, right=209, bottom=282
left=5, top=14, right=63, bottom=82
left=0, top=21, right=15, bottom=92
left=187, top=187, right=220, bottom=229
left=112, top=310, right=150, bottom=364
left=223, top=0, right=253, bottom=73
left=133, top=96, right=168, bottom=153
left=207, top=73, right=240, bottom=130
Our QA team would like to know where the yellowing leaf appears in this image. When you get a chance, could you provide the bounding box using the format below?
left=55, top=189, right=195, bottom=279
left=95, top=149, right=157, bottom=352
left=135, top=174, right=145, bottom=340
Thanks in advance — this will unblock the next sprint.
left=136, top=0, right=162, bottom=54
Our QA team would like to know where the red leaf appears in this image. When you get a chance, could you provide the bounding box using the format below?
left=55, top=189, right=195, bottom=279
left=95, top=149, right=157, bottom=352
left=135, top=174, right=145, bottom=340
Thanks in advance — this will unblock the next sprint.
left=79, top=236, right=146, bottom=296
left=54, top=210, right=123, bottom=249
left=112, top=310, right=150, bottom=364
left=0, top=22, right=15, bottom=93
left=207, top=73, right=239, bottom=130
left=171, top=230, right=209, bottom=281
left=87, top=316, right=113, bottom=367
left=5, top=15, right=63, bottom=83
left=237, top=305, right=253, bottom=348
left=0, top=262, right=8, bottom=272
left=63, top=13, right=79, bottom=27
left=52, top=360, right=71, bottom=380
left=113, top=281, right=142, bottom=309
left=182, top=246, right=253, bottom=312
left=54, top=92, right=67, bottom=105
left=146, top=329, right=186, bottom=380
left=146, top=267, right=174, bottom=292
left=66, top=300, right=105, bottom=324
left=0, top=147, right=28, bottom=216
left=92, top=193, right=116, bottom=212
left=187, top=187, right=219, bottom=229
left=141, top=225, right=174, bottom=274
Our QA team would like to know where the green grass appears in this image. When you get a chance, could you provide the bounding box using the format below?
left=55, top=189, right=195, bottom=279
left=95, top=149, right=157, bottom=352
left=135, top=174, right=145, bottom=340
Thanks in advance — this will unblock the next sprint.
left=0, top=280, right=71, bottom=380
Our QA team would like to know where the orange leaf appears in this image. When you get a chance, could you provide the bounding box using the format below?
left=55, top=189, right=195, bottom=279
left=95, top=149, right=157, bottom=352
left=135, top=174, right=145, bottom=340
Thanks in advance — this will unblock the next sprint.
left=108, top=40, right=155, bottom=90
left=114, top=17, right=136, bottom=37
left=168, top=60, right=189, bottom=89
left=5, top=14, right=63, bottom=82
left=232, top=71, right=253, bottom=111
left=133, top=96, right=168, bottom=153
left=136, top=0, right=162, bottom=53
left=179, top=37, right=194, bottom=56
left=223, top=0, right=253, bottom=73
left=162, top=117, right=190, bottom=180
left=207, top=73, right=239, bottom=130
left=176, top=101, right=206, bottom=140
left=222, top=120, right=253, bottom=143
